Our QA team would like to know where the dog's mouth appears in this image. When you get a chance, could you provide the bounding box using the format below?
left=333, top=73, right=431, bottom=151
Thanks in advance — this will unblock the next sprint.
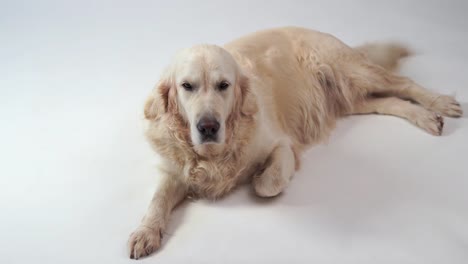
left=193, top=140, right=224, bottom=157
left=200, top=135, right=218, bottom=144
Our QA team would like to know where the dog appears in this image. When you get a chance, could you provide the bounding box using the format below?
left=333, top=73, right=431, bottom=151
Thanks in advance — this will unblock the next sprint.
left=128, top=26, right=462, bottom=259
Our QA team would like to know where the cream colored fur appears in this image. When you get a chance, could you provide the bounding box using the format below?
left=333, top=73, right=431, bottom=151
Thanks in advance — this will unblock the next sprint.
left=128, top=27, right=462, bottom=259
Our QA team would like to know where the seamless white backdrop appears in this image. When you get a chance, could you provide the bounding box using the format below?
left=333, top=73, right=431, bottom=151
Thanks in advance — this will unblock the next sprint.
left=1, top=1, right=468, bottom=263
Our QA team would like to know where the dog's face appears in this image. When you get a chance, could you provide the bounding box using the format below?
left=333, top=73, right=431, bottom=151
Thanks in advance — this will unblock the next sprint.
left=173, top=46, right=238, bottom=149
left=145, top=45, right=253, bottom=156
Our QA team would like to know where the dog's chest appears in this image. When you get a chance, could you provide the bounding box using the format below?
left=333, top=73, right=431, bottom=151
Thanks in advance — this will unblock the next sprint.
left=184, top=157, right=255, bottom=199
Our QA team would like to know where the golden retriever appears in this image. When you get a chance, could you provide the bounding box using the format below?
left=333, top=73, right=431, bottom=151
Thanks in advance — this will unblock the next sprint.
left=128, top=26, right=462, bottom=259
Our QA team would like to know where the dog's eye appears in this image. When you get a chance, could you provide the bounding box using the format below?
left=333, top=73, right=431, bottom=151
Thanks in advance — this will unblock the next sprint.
left=218, top=81, right=229, bottom=91
left=182, top=82, right=193, bottom=91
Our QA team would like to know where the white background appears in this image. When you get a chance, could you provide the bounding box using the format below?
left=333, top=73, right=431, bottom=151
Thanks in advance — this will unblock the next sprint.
left=1, top=0, right=468, bottom=263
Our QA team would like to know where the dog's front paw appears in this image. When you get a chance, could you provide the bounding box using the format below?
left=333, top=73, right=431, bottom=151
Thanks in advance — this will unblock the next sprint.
left=253, top=163, right=289, bottom=197
left=128, top=225, right=162, bottom=259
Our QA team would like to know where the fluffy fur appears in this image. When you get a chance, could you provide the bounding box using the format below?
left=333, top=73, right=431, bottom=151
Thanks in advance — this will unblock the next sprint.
left=128, top=27, right=462, bottom=259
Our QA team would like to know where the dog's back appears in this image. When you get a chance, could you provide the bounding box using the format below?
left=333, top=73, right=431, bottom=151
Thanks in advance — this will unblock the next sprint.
left=225, top=27, right=410, bottom=149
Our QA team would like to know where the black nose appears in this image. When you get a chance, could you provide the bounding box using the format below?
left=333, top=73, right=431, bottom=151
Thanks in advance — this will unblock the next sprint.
left=197, top=117, right=220, bottom=138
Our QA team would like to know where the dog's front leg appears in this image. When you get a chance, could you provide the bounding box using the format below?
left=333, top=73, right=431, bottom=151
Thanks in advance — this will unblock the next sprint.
left=128, top=172, right=186, bottom=259
left=253, top=140, right=295, bottom=197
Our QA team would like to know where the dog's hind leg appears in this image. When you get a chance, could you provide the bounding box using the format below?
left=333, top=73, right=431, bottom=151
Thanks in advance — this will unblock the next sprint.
left=352, top=96, right=444, bottom=136
left=353, top=64, right=463, bottom=118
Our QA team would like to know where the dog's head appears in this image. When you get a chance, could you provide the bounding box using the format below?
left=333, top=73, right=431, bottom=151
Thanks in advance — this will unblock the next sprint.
left=144, top=45, right=256, bottom=156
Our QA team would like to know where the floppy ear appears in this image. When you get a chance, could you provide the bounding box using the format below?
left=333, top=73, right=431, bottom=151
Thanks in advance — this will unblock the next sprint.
left=234, top=75, right=258, bottom=117
left=144, top=80, right=178, bottom=120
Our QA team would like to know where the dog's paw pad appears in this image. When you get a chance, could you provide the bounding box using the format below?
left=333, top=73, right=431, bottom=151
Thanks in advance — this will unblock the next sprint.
left=413, top=111, right=444, bottom=136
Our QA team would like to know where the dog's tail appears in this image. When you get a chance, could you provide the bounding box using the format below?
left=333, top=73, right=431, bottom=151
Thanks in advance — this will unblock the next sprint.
left=355, top=43, right=411, bottom=71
